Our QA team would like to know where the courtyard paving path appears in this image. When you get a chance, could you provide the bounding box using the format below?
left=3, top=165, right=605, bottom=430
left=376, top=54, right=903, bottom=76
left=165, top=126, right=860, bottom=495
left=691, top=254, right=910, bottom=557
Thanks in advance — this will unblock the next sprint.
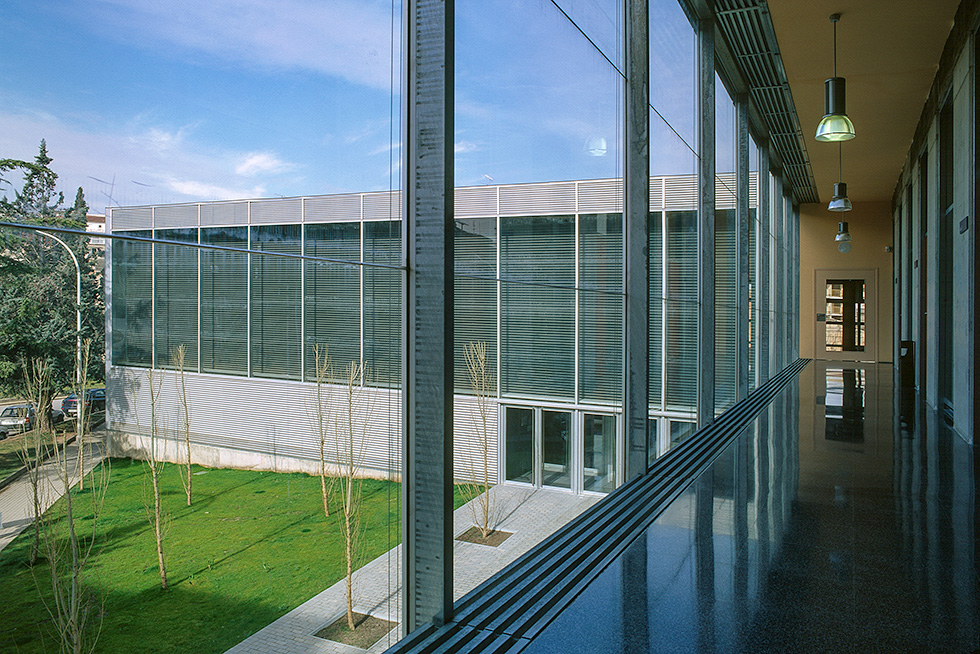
left=225, top=485, right=601, bottom=654
left=0, top=430, right=107, bottom=553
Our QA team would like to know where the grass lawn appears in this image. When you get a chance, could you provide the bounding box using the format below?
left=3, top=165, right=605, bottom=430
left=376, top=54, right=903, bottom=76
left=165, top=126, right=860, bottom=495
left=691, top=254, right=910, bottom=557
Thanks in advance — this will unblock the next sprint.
left=1, top=458, right=451, bottom=654
left=0, top=425, right=74, bottom=482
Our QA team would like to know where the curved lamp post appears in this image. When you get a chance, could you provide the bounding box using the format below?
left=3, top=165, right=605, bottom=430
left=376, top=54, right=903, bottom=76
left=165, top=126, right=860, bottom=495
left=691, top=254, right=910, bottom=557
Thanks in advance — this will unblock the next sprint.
left=38, top=231, right=82, bottom=388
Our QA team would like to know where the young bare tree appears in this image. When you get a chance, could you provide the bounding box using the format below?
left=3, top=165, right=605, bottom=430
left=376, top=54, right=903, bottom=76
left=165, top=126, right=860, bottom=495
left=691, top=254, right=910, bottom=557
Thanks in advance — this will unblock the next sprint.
left=462, top=341, right=495, bottom=539
left=310, top=344, right=334, bottom=518
left=74, top=339, right=93, bottom=492
left=21, top=357, right=53, bottom=565
left=138, top=367, right=168, bottom=590
left=38, top=340, right=111, bottom=654
left=337, top=360, right=371, bottom=631
left=171, top=344, right=193, bottom=506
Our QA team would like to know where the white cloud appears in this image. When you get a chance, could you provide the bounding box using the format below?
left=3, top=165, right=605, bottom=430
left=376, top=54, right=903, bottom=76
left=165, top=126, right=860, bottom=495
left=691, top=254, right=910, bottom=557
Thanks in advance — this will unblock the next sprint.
left=165, top=177, right=265, bottom=200
left=90, top=0, right=401, bottom=90
left=235, top=152, right=293, bottom=177
left=454, top=141, right=479, bottom=154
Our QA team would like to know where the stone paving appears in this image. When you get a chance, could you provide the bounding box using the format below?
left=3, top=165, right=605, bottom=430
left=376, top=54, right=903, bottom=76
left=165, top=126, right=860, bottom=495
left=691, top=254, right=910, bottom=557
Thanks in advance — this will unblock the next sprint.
left=0, top=431, right=107, bottom=552
left=225, top=485, right=601, bottom=654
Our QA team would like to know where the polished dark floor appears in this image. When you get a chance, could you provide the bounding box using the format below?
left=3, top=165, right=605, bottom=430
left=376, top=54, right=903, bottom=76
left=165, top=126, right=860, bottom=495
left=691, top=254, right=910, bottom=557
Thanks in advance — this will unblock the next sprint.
left=525, top=362, right=979, bottom=653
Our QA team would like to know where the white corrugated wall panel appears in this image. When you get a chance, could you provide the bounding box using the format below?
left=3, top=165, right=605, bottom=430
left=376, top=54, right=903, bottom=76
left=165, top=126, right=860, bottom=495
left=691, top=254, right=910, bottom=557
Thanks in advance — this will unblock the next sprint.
left=304, top=194, right=362, bottom=223
left=110, top=207, right=153, bottom=230
left=107, top=366, right=501, bottom=483
left=499, top=182, right=576, bottom=216
left=663, top=175, right=699, bottom=211
left=249, top=198, right=302, bottom=224
left=715, top=172, right=737, bottom=209
left=363, top=191, right=402, bottom=221
left=455, top=186, right=498, bottom=217
left=453, top=394, right=499, bottom=484
left=577, top=179, right=623, bottom=214
left=201, top=201, right=249, bottom=226
left=154, top=204, right=199, bottom=228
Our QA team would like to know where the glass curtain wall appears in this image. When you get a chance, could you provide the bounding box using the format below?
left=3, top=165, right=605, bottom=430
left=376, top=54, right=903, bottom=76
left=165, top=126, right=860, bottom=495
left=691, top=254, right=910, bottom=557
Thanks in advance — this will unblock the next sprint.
left=714, top=74, right=738, bottom=415
left=456, top=0, right=623, bottom=496
left=650, top=0, right=699, bottom=456
left=748, top=138, right=760, bottom=390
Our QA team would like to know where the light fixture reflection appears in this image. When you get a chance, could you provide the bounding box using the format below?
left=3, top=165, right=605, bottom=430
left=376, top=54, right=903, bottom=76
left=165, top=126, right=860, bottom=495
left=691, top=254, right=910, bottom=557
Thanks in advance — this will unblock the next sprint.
left=836, top=221, right=852, bottom=252
left=585, top=136, right=607, bottom=157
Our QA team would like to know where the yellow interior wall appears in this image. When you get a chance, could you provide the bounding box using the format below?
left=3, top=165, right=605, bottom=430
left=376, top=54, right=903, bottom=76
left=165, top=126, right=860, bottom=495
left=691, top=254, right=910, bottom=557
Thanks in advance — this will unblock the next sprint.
left=799, top=201, right=895, bottom=362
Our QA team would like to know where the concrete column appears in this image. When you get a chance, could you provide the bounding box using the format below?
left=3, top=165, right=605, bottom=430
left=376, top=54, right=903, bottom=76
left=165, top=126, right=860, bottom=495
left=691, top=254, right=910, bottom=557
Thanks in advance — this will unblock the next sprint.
left=402, top=0, right=454, bottom=632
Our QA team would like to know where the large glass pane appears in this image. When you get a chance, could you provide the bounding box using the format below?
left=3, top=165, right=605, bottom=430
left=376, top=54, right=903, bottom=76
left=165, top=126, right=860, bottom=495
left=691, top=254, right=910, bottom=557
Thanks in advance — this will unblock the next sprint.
left=363, top=220, right=401, bottom=387
left=455, top=217, right=498, bottom=393
left=542, top=410, right=571, bottom=489
left=200, top=226, right=247, bottom=376
left=500, top=216, right=575, bottom=399
left=505, top=407, right=534, bottom=484
left=748, top=137, right=760, bottom=390
left=649, top=212, right=664, bottom=409
left=583, top=413, right=616, bottom=493
left=250, top=224, right=301, bottom=380
left=154, top=227, right=198, bottom=370
left=715, top=74, right=738, bottom=414
left=669, top=419, right=696, bottom=450
left=110, top=230, right=152, bottom=367
left=304, top=222, right=361, bottom=380
left=579, top=213, right=623, bottom=404
left=666, top=211, right=698, bottom=410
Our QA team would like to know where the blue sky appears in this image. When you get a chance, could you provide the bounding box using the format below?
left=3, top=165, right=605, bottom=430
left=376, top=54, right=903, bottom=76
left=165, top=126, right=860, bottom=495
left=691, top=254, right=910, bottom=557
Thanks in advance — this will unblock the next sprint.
left=1, top=0, right=702, bottom=215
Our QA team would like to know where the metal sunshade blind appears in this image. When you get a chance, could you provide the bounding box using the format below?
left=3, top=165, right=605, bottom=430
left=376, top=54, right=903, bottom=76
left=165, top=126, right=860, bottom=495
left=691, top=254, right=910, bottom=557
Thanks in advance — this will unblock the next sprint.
left=249, top=224, right=302, bottom=380
left=454, top=217, right=497, bottom=394
left=200, top=227, right=248, bottom=376
left=499, top=215, right=575, bottom=399
left=303, top=222, right=362, bottom=381
left=578, top=212, right=623, bottom=404
left=665, top=210, right=698, bottom=411
left=362, top=220, right=401, bottom=388
left=154, top=228, right=199, bottom=370
left=110, top=229, right=152, bottom=366
left=649, top=211, right=664, bottom=409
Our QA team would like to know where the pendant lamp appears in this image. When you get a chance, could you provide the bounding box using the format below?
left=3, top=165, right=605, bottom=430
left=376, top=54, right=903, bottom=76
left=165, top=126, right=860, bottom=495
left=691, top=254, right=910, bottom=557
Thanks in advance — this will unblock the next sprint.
left=828, top=143, right=852, bottom=212
left=815, top=14, right=856, bottom=142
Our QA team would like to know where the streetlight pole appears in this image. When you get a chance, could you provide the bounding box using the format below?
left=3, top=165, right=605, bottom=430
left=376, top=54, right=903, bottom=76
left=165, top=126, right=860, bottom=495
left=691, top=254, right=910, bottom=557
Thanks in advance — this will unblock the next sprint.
left=39, top=231, right=82, bottom=388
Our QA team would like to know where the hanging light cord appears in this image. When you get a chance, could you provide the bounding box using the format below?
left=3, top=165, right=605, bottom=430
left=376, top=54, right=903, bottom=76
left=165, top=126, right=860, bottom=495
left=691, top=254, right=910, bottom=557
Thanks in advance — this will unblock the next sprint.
left=838, top=142, right=842, bottom=184
left=833, top=17, right=838, bottom=77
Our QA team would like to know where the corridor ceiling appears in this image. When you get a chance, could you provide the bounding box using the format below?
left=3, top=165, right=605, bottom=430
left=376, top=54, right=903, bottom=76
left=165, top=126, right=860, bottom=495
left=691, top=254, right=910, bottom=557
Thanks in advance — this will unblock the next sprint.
left=767, top=0, right=960, bottom=205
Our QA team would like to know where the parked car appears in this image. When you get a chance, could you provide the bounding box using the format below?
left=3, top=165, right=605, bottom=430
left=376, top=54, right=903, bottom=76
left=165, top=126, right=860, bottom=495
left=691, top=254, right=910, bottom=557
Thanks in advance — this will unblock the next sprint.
left=62, top=388, right=106, bottom=418
left=0, top=404, right=36, bottom=438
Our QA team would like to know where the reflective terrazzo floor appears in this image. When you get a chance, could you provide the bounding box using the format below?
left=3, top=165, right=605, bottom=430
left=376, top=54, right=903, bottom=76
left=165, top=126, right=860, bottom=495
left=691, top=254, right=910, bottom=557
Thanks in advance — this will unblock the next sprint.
left=524, top=362, right=978, bottom=653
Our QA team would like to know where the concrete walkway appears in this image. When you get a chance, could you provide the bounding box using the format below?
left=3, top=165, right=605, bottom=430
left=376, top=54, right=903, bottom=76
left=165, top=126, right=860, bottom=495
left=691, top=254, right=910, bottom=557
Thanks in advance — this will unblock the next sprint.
left=0, top=431, right=107, bottom=552
left=225, top=486, right=601, bottom=654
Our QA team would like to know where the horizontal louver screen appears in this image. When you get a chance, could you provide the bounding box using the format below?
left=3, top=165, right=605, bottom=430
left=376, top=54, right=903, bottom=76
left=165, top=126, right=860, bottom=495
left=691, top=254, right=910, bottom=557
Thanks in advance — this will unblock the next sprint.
left=364, top=221, right=401, bottom=387
left=111, top=230, right=152, bottom=366
left=200, top=227, right=248, bottom=376
left=578, top=214, right=622, bottom=404
left=111, top=207, right=152, bottom=230
left=666, top=211, right=697, bottom=410
left=304, top=194, right=361, bottom=223
left=649, top=212, right=663, bottom=409
left=715, top=209, right=737, bottom=413
left=455, top=218, right=497, bottom=393
left=154, top=228, right=199, bottom=370
left=455, top=186, right=498, bottom=218
left=304, top=222, right=362, bottom=380
left=499, top=183, right=576, bottom=216
left=500, top=216, right=574, bottom=399
left=250, top=225, right=301, bottom=379
left=250, top=198, right=301, bottom=224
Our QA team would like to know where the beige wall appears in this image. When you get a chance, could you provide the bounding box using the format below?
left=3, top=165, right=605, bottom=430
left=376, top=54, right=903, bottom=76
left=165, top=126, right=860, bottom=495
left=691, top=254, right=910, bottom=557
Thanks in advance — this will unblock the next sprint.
left=799, top=201, right=894, bottom=363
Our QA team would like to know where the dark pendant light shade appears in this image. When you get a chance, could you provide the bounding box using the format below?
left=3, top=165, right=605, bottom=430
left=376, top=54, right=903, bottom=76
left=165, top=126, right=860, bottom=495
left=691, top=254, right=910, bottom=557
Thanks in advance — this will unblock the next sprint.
left=816, top=77, right=856, bottom=142
left=828, top=182, right=852, bottom=212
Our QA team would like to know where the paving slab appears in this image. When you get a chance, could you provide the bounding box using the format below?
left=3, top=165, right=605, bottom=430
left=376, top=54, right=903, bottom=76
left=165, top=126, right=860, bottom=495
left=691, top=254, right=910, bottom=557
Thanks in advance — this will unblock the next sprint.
left=225, top=485, right=601, bottom=654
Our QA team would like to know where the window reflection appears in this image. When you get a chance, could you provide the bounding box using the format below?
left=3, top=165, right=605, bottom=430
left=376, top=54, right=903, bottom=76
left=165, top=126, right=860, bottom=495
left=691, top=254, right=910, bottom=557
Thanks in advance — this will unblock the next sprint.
left=825, top=279, right=866, bottom=352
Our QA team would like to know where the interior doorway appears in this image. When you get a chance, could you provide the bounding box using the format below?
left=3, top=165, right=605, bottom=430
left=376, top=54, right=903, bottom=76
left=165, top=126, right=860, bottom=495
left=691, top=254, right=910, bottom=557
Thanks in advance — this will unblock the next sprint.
left=814, top=269, right=877, bottom=361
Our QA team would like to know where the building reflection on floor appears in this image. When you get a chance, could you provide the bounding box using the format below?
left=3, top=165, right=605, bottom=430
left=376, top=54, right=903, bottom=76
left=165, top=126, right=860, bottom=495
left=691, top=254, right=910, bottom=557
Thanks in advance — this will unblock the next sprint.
left=522, top=362, right=978, bottom=653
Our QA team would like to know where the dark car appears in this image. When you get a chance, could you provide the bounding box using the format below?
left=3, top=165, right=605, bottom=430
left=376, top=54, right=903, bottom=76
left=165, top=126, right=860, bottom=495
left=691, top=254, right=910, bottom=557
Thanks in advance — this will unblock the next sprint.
left=0, top=404, right=36, bottom=438
left=62, top=388, right=106, bottom=418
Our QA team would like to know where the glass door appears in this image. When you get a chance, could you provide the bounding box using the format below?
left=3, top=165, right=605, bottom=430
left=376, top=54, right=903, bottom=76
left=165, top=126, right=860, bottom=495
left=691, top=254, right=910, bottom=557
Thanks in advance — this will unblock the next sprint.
left=503, top=406, right=572, bottom=489
left=541, top=410, right=571, bottom=489
left=583, top=413, right=616, bottom=493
